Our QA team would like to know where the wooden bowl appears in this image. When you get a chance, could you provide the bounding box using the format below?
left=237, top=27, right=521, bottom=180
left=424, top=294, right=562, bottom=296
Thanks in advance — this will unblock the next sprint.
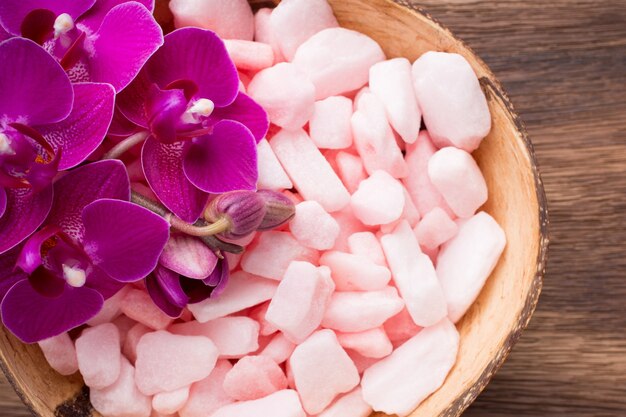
left=0, top=1, right=548, bottom=416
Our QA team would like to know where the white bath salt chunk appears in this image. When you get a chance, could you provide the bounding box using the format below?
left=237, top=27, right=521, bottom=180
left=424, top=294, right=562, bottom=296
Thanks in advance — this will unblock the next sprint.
left=210, top=389, right=306, bottom=417
left=188, top=271, right=278, bottom=323
left=169, top=316, right=259, bottom=359
left=169, top=0, right=254, bottom=40
left=260, top=333, right=297, bottom=364
left=86, top=286, right=129, bottom=326
left=270, top=129, right=351, bottom=212
left=351, top=92, right=408, bottom=178
left=38, top=333, right=78, bottom=376
left=309, top=96, right=354, bottom=149
left=120, top=289, right=173, bottom=330
left=319, top=251, right=391, bottom=291
left=383, top=308, right=423, bottom=347
left=428, top=147, right=488, bottom=218
left=347, top=232, right=386, bottom=266
left=381, top=221, right=448, bottom=327
left=290, top=330, right=360, bottom=414
left=334, top=151, right=367, bottom=194
left=293, top=28, right=385, bottom=100
left=317, top=388, right=372, bottom=417
left=75, top=323, right=121, bottom=389
left=257, top=139, right=293, bottom=191
left=135, top=331, right=219, bottom=395
left=248, top=63, right=315, bottom=130
left=401, top=186, right=421, bottom=227
left=152, top=386, right=190, bottom=415
left=90, top=357, right=152, bottom=417
left=412, top=51, right=491, bottom=152
left=403, top=130, right=455, bottom=217
left=437, top=212, right=506, bottom=322
left=255, top=8, right=284, bottom=62
left=123, top=323, right=151, bottom=364
left=322, top=287, right=404, bottom=333
left=351, top=170, right=405, bottom=226
left=290, top=201, right=340, bottom=250
left=223, top=355, right=288, bottom=401
left=179, top=361, right=233, bottom=417
left=370, top=58, right=421, bottom=144
left=266, top=261, right=335, bottom=343
left=336, top=327, right=393, bottom=359
left=361, top=319, right=459, bottom=416
left=241, top=231, right=319, bottom=280
left=224, top=40, right=274, bottom=71
left=415, top=207, right=459, bottom=249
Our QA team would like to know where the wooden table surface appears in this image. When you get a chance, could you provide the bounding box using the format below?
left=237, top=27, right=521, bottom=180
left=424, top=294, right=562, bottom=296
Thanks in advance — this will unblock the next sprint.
left=2, top=0, right=626, bottom=415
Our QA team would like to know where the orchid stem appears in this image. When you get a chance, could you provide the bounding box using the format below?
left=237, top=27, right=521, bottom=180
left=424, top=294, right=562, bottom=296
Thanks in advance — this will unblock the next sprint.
left=103, top=131, right=149, bottom=160
left=169, top=216, right=231, bottom=237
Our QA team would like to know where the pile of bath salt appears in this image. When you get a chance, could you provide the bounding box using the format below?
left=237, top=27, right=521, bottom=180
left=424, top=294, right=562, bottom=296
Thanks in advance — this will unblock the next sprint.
left=37, top=0, right=507, bottom=416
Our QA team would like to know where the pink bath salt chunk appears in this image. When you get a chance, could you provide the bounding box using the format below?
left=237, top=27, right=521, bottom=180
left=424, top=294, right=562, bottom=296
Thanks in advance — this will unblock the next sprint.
left=254, top=8, right=284, bottom=63
left=241, top=231, right=319, bottom=280
left=415, top=207, right=459, bottom=249
left=38, top=333, right=78, bottom=376
left=383, top=309, right=423, bottom=347
left=223, top=355, right=288, bottom=401
left=113, top=314, right=137, bottom=347
left=346, top=350, right=379, bottom=375
left=351, top=170, right=405, bottom=226
left=270, top=129, right=351, bottom=212
left=123, top=323, right=151, bottom=364
left=169, top=0, right=254, bottom=40
left=318, top=388, right=372, bottom=417
left=428, top=147, right=488, bottom=218
left=169, top=316, right=259, bottom=359
left=290, top=201, right=340, bottom=250
left=257, top=139, right=293, bottom=191
left=319, top=251, right=391, bottom=291
left=189, top=271, right=278, bottom=322
left=211, top=390, right=306, bottom=417
left=422, top=244, right=439, bottom=265
left=370, top=58, right=421, bottom=144
left=437, top=212, right=506, bottom=322
left=351, top=92, right=408, bottom=179
left=76, top=323, right=121, bottom=389
left=152, top=386, right=190, bottom=415
left=309, top=96, right=353, bottom=149
left=331, top=207, right=369, bottom=252
left=293, top=28, right=385, bottom=100
left=361, top=319, right=459, bottom=416
left=290, top=329, right=360, bottom=414
left=261, top=333, right=297, bottom=364
left=270, top=0, right=339, bottom=61
left=347, top=232, right=386, bottom=266
left=334, top=151, right=367, bottom=194
left=321, top=287, right=404, bottom=333
left=179, top=361, right=233, bottom=417
left=225, top=252, right=242, bottom=271
left=266, top=261, right=335, bottom=343
left=381, top=221, right=448, bottom=327
left=121, top=289, right=173, bottom=330
left=225, top=40, right=274, bottom=72
left=91, top=357, right=152, bottom=417
left=87, top=286, right=130, bottom=326
left=135, top=331, right=218, bottom=395
left=401, top=186, right=421, bottom=227
left=336, top=327, right=392, bottom=359
left=248, top=301, right=278, bottom=336
left=248, top=63, right=315, bottom=130
left=412, top=51, right=491, bottom=152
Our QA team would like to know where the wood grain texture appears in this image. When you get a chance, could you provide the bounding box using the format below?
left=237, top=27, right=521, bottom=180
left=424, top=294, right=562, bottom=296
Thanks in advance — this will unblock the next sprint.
left=1, top=0, right=625, bottom=415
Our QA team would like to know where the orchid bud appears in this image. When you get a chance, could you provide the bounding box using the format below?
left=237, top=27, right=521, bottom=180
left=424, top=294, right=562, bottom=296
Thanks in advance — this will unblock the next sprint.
left=256, top=190, right=296, bottom=231
left=205, top=191, right=266, bottom=240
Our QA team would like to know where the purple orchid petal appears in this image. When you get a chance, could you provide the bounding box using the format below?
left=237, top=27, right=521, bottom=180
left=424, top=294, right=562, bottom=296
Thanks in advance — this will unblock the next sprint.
left=146, top=266, right=186, bottom=318
left=78, top=0, right=154, bottom=33
left=0, top=246, right=27, bottom=300
left=205, top=257, right=229, bottom=298
left=0, top=187, right=53, bottom=255
left=0, top=24, right=11, bottom=41
left=160, top=235, right=218, bottom=280
left=88, top=2, right=163, bottom=92
left=47, top=160, right=130, bottom=242
left=108, top=106, right=140, bottom=137
left=16, top=226, right=60, bottom=274
left=146, top=85, right=188, bottom=144
left=82, top=199, right=170, bottom=282
left=142, top=137, right=209, bottom=223
left=27, top=266, right=65, bottom=298
left=0, top=188, right=6, bottom=218
left=0, top=0, right=95, bottom=36
left=183, top=120, right=258, bottom=194
left=146, top=28, right=239, bottom=107
left=211, top=93, right=269, bottom=143
left=36, top=83, right=115, bottom=170
left=0, top=38, right=73, bottom=125
left=84, top=266, right=124, bottom=300
left=115, top=69, right=151, bottom=128
left=1, top=280, right=103, bottom=343
left=19, top=9, right=55, bottom=45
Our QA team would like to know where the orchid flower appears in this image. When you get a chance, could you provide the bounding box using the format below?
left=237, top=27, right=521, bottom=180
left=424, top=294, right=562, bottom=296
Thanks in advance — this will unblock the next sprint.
left=0, top=0, right=163, bottom=92
left=117, top=28, right=269, bottom=223
left=0, top=38, right=114, bottom=254
left=0, top=160, right=170, bottom=343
